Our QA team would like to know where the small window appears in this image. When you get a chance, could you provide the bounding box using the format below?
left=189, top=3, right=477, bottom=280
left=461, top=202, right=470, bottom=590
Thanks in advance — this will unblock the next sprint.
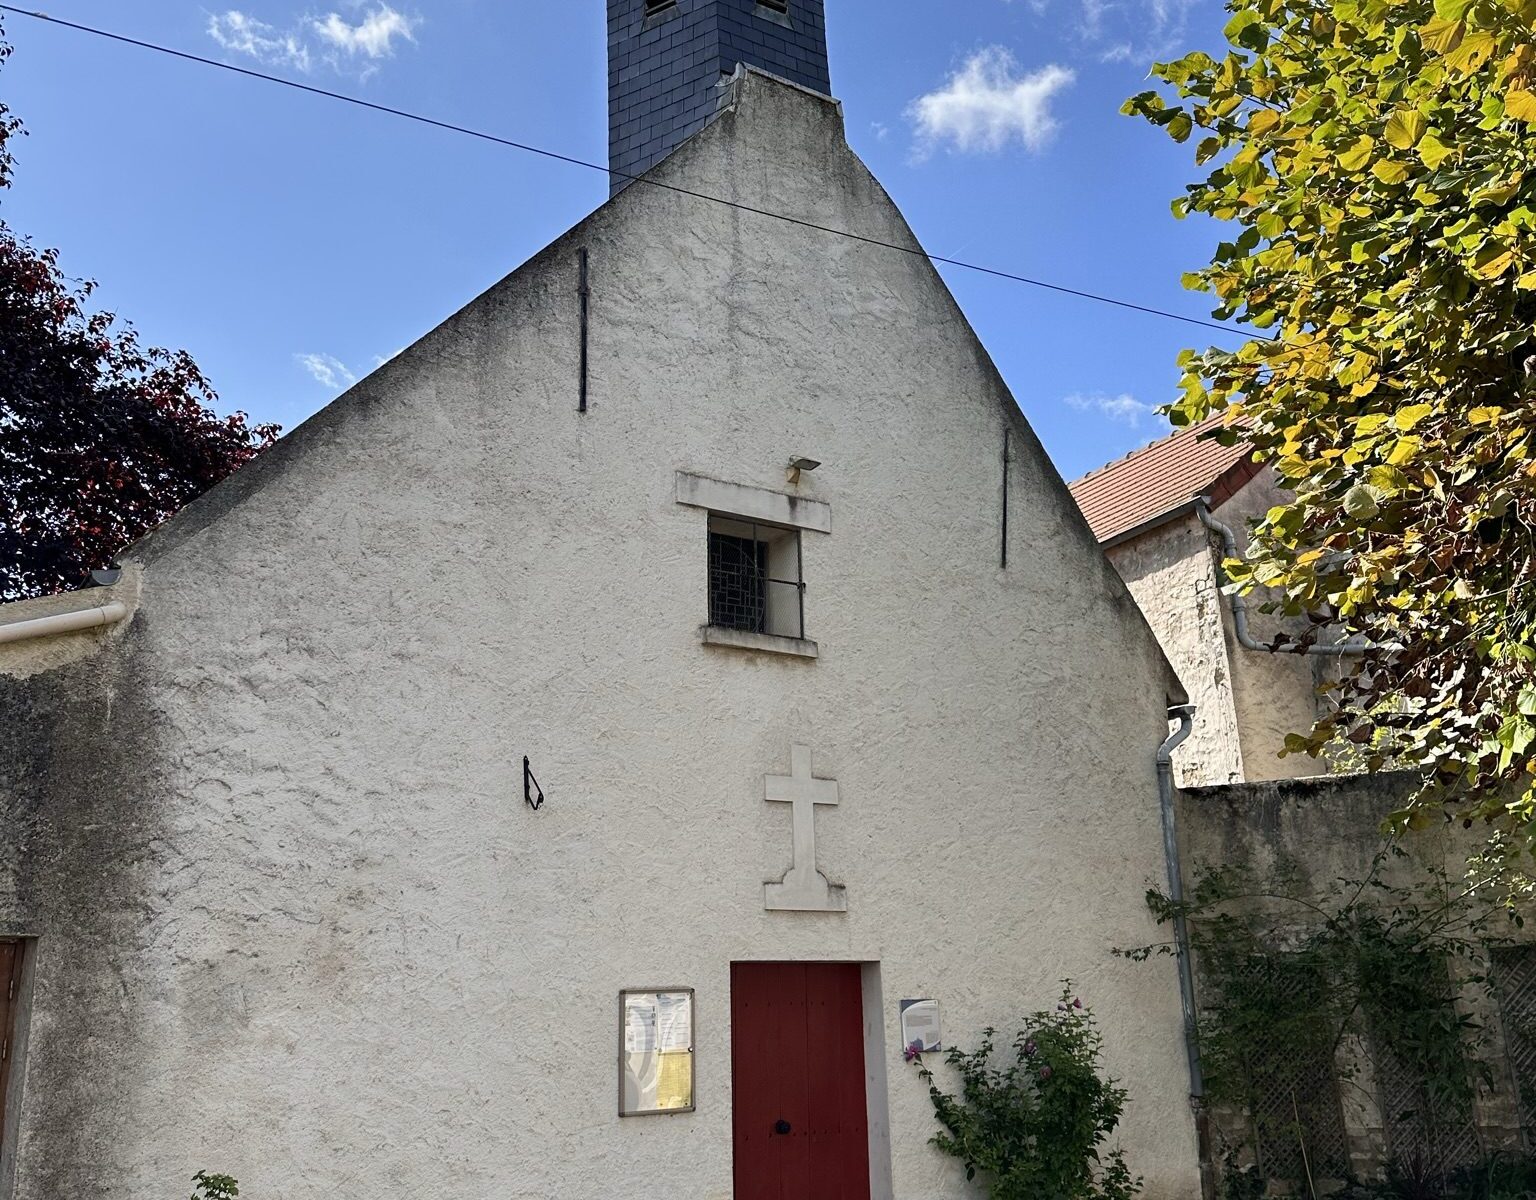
left=645, top=0, right=677, bottom=15
left=708, top=515, right=805, bottom=641
left=758, top=0, right=790, bottom=11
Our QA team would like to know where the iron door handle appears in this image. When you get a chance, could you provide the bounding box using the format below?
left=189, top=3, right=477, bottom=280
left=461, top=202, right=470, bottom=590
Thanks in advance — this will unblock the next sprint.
left=774, top=1119, right=792, bottom=1135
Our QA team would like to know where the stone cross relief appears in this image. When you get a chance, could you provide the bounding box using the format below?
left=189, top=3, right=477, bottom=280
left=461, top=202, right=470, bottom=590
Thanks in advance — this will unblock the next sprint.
left=763, top=744, right=847, bottom=913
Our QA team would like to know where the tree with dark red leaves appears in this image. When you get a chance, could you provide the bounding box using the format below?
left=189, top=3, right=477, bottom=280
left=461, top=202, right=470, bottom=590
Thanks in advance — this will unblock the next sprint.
left=0, top=24, right=279, bottom=602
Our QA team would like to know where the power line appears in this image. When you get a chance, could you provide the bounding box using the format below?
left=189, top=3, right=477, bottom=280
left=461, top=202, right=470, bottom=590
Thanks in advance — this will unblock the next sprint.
left=0, top=5, right=1251, bottom=341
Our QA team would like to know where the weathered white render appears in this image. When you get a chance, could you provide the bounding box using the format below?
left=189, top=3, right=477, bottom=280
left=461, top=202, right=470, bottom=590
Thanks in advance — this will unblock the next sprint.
left=1, top=73, right=1201, bottom=1198
left=1102, top=469, right=1332, bottom=788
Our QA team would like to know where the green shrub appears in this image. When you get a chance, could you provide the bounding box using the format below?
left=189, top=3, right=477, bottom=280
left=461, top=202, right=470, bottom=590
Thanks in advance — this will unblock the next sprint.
left=909, top=986, right=1140, bottom=1200
left=191, top=1172, right=238, bottom=1200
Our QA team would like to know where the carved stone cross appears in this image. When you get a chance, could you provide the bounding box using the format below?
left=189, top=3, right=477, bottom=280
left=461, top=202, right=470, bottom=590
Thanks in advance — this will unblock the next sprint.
left=764, top=745, right=847, bottom=913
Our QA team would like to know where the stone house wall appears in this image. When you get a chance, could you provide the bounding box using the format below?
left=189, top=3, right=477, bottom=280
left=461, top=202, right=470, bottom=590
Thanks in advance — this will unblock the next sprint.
left=1106, top=469, right=1336, bottom=788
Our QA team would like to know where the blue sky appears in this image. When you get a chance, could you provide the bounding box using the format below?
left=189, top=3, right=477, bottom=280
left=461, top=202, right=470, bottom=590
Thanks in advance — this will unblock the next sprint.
left=3, top=0, right=1241, bottom=483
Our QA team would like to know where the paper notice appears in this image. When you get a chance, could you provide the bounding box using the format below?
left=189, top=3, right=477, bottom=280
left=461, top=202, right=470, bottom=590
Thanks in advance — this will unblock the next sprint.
left=624, top=995, right=658, bottom=1054
left=657, top=992, right=693, bottom=1052
left=900, top=998, right=942, bottom=1053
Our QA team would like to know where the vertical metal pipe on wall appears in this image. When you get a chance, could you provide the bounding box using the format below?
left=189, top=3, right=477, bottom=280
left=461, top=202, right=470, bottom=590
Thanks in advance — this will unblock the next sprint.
left=1001, top=429, right=1010, bottom=570
left=1158, top=703, right=1216, bottom=1200
left=578, top=247, right=590, bottom=414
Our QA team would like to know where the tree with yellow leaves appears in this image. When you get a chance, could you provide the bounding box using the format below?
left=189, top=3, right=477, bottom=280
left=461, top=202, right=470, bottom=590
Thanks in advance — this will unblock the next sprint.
left=1128, top=0, right=1536, bottom=891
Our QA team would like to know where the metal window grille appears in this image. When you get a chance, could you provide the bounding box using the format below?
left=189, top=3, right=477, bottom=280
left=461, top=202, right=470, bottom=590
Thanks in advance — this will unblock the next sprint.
left=645, top=0, right=676, bottom=14
left=758, top=0, right=790, bottom=12
left=1227, top=958, right=1352, bottom=1183
left=707, top=517, right=804, bottom=640
left=1494, top=946, right=1536, bottom=1147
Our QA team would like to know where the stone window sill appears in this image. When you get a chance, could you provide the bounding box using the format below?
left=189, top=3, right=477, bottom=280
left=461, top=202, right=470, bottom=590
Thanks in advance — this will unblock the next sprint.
left=700, top=626, right=819, bottom=660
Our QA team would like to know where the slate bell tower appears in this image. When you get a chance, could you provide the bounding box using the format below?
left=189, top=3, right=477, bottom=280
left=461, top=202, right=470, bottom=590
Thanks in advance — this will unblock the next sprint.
left=607, top=0, right=832, bottom=195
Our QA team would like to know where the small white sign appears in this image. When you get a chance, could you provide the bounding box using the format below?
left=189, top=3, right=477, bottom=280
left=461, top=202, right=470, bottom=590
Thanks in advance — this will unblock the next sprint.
left=900, top=998, right=942, bottom=1054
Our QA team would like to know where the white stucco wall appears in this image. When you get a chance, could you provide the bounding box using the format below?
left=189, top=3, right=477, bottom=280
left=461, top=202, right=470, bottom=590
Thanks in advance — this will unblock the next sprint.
left=0, top=74, right=1199, bottom=1199
left=1106, top=514, right=1244, bottom=787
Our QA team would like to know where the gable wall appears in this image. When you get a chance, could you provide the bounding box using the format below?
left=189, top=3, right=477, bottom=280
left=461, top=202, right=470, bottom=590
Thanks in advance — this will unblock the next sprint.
left=1107, top=512, right=1245, bottom=787
left=0, top=74, right=1198, bottom=1199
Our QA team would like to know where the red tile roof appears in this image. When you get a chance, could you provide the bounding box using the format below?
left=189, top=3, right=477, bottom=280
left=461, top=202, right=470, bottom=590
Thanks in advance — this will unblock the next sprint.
left=1068, top=415, right=1259, bottom=544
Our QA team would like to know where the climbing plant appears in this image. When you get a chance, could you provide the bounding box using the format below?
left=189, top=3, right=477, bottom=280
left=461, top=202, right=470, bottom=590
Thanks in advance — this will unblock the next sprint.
left=908, top=987, right=1142, bottom=1200
left=1123, top=848, right=1511, bottom=1194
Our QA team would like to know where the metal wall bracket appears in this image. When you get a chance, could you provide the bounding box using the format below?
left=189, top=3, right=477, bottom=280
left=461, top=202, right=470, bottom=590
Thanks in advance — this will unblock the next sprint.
left=524, top=757, right=545, bottom=811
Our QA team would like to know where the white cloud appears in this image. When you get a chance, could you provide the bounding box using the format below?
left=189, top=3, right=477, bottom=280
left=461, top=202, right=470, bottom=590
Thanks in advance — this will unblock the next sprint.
left=207, top=11, right=311, bottom=71
left=312, top=7, right=418, bottom=59
left=207, top=5, right=419, bottom=76
left=907, top=48, right=1075, bottom=158
left=1065, top=392, right=1157, bottom=426
left=1007, top=0, right=1196, bottom=66
left=297, top=353, right=357, bottom=390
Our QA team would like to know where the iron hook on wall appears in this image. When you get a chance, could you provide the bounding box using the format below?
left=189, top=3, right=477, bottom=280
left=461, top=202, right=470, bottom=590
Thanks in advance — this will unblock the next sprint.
left=524, top=757, right=545, bottom=811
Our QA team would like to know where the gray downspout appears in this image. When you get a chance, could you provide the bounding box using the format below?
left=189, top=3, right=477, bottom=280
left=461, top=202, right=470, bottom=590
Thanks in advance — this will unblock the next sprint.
left=1158, top=703, right=1215, bottom=1200
left=1195, top=499, right=1370, bottom=658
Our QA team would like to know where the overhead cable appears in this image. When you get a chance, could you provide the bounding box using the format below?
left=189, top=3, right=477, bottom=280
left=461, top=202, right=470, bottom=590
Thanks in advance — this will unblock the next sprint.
left=0, top=5, right=1252, bottom=340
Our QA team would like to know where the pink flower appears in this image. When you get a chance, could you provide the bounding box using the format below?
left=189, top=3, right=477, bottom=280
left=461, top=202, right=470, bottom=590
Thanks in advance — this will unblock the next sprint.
left=904, top=1041, right=925, bottom=1063
left=1039, top=1065, right=1054, bottom=1081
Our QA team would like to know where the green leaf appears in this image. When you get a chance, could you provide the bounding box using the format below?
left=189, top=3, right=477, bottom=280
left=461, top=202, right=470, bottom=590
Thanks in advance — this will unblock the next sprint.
left=1339, top=136, right=1376, bottom=171
left=1507, top=89, right=1536, bottom=123
left=1345, top=483, right=1384, bottom=517
left=1384, top=110, right=1428, bottom=149
left=1418, top=133, right=1455, bottom=168
left=1420, top=16, right=1465, bottom=52
left=1396, top=403, right=1434, bottom=430
left=1497, top=714, right=1536, bottom=754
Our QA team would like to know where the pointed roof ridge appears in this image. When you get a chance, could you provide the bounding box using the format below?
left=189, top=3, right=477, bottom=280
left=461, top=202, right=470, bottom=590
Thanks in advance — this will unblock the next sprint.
left=1068, top=413, right=1258, bottom=545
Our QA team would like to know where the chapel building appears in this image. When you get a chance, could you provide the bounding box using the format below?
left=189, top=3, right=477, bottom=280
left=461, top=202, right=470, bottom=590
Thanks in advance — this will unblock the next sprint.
left=0, top=4, right=1204, bottom=1197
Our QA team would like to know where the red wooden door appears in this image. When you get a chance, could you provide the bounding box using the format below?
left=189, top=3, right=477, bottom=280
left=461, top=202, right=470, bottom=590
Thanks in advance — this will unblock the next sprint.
left=731, top=962, right=871, bottom=1200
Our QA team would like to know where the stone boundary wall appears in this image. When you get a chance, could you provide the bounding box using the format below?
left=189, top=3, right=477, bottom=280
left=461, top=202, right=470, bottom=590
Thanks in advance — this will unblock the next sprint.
left=1177, top=773, right=1532, bottom=1182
